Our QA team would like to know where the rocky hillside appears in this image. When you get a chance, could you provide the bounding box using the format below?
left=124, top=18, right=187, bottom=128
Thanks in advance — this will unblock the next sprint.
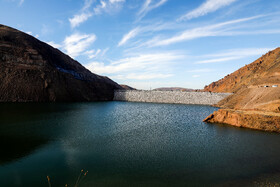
left=0, top=24, right=122, bottom=102
left=203, top=48, right=280, bottom=112
left=204, top=48, right=280, bottom=93
left=204, top=48, right=280, bottom=132
left=120, top=84, right=136, bottom=90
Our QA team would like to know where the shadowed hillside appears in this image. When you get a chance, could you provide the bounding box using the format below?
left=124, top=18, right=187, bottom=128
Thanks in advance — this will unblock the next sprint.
left=0, top=25, right=121, bottom=102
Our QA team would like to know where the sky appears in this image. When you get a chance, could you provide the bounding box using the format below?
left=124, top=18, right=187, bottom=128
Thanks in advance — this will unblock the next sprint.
left=0, top=0, right=280, bottom=89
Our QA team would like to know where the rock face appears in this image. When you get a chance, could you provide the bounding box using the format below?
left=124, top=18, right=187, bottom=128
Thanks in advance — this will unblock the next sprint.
left=0, top=24, right=121, bottom=102
left=204, top=109, right=280, bottom=133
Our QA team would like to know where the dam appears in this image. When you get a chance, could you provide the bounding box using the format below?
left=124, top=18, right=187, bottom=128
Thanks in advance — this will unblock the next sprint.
left=114, top=90, right=232, bottom=105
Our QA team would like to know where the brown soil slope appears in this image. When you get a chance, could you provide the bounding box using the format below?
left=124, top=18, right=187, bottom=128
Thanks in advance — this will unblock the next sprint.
left=204, top=47, right=280, bottom=93
left=218, top=87, right=280, bottom=112
left=204, top=48, right=280, bottom=132
left=204, top=109, right=280, bottom=133
left=204, top=48, right=280, bottom=112
left=0, top=24, right=122, bottom=102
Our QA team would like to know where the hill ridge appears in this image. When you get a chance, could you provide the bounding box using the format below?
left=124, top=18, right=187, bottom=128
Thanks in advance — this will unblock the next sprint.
left=0, top=24, right=121, bottom=102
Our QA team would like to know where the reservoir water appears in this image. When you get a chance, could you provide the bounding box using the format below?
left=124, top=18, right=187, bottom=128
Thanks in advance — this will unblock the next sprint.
left=0, top=102, right=280, bottom=186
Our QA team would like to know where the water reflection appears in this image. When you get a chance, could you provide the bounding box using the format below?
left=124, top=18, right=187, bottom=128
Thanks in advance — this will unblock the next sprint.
left=0, top=103, right=79, bottom=166
left=0, top=135, right=48, bottom=165
left=0, top=102, right=280, bottom=186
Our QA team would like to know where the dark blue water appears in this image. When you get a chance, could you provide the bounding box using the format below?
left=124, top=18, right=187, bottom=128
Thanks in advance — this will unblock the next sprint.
left=0, top=102, right=280, bottom=186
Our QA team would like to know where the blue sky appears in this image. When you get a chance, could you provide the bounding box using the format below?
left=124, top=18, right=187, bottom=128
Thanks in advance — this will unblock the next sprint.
left=1, top=0, right=280, bottom=89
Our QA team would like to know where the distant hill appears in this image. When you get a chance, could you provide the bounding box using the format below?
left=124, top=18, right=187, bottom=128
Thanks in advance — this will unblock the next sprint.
left=120, top=84, right=136, bottom=90
left=153, top=87, right=194, bottom=92
left=0, top=24, right=121, bottom=102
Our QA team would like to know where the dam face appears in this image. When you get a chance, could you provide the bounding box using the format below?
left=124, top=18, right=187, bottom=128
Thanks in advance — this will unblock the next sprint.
left=114, top=90, right=232, bottom=105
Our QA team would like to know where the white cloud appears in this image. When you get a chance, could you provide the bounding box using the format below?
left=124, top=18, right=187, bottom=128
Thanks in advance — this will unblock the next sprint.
left=86, top=52, right=184, bottom=81
left=137, top=0, right=168, bottom=21
left=179, top=0, right=237, bottom=21
left=47, top=41, right=62, bottom=49
left=112, top=73, right=173, bottom=80
left=146, top=15, right=264, bottom=47
left=196, top=48, right=273, bottom=64
left=84, top=49, right=101, bottom=59
left=109, top=0, right=125, bottom=3
left=24, top=31, right=39, bottom=38
left=197, top=56, right=240, bottom=64
left=69, top=0, right=125, bottom=28
left=93, top=0, right=107, bottom=14
left=69, top=12, right=93, bottom=28
left=118, top=27, right=140, bottom=46
left=82, top=0, right=94, bottom=10
left=187, top=68, right=214, bottom=73
left=63, top=33, right=96, bottom=58
left=192, top=75, right=201, bottom=78
left=118, top=22, right=179, bottom=49
left=69, top=0, right=94, bottom=28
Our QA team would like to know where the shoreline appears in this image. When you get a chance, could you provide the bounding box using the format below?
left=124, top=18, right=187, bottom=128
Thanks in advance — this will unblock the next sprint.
left=203, top=109, right=280, bottom=133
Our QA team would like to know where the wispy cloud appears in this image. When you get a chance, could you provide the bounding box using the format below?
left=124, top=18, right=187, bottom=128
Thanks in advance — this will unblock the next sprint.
left=118, top=27, right=140, bottom=46
left=19, top=0, right=24, bottom=6
left=47, top=41, right=62, bottom=49
left=84, top=49, right=101, bottom=59
left=63, top=33, right=97, bottom=58
left=178, top=0, right=237, bottom=21
left=69, top=0, right=125, bottom=28
left=93, top=0, right=107, bottom=14
left=187, top=68, right=214, bottom=73
left=192, top=75, right=201, bottom=78
left=86, top=52, right=184, bottom=80
left=196, top=48, right=273, bottom=64
left=69, top=0, right=94, bottom=28
left=70, top=13, right=93, bottom=28
left=137, top=0, right=168, bottom=21
left=118, top=22, right=179, bottom=48
left=24, top=31, right=39, bottom=38
left=109, top=0, right=125, bottom=3
left=112, top=73, right=173, bottom=80
left=146, top=15, right=265, bottom=47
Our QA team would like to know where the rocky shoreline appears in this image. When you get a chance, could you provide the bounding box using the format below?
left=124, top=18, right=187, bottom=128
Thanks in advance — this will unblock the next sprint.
left=203, top=109, right=280, bottom=133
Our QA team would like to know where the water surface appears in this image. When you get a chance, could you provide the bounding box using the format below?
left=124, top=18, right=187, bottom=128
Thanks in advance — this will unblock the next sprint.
left=0, top=102, right=280, bottom=186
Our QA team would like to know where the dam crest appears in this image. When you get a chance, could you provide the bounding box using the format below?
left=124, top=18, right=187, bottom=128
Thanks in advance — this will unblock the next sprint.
left=114, top=90, right=232, bottom=105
